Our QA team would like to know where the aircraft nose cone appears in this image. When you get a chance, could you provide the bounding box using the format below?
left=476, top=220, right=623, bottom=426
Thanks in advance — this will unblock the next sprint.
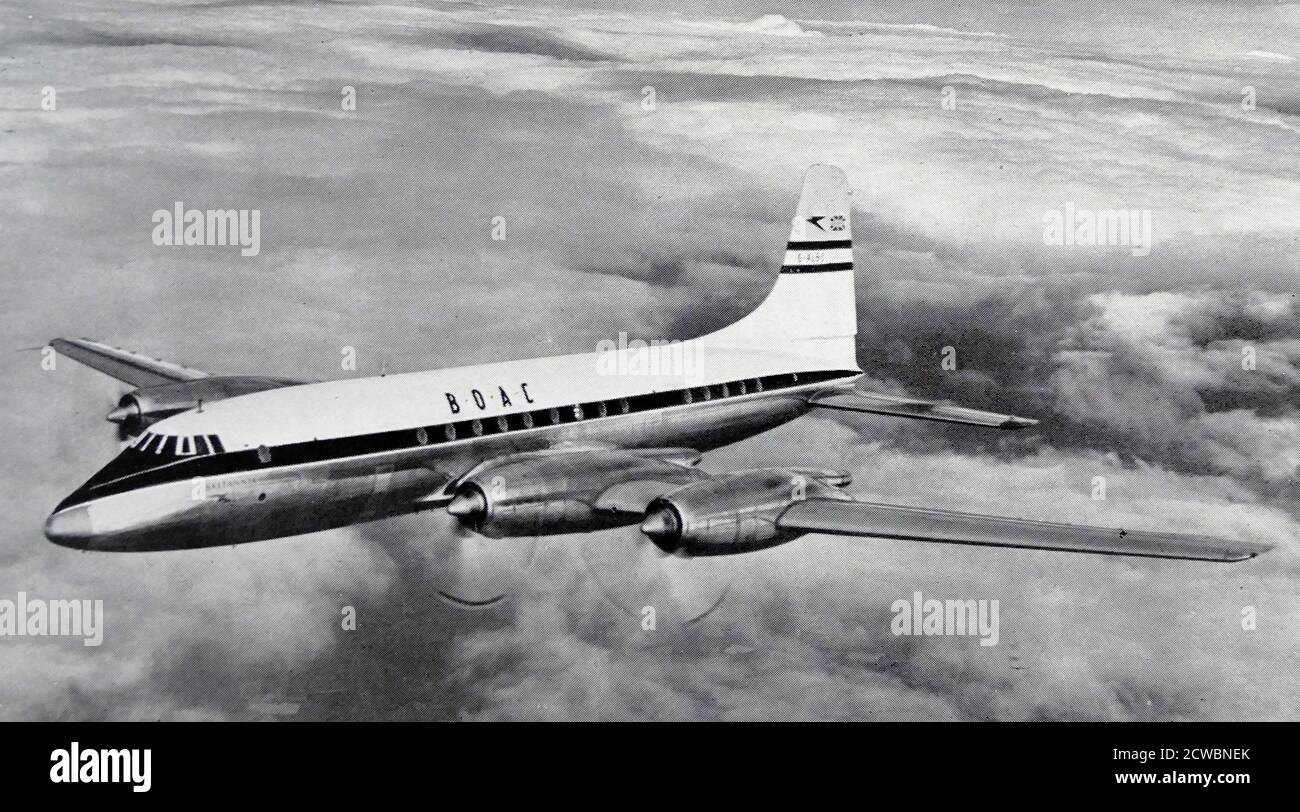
left=45, top=506, right=94, bottom=548
left=446, top=487, right=487, bottom=520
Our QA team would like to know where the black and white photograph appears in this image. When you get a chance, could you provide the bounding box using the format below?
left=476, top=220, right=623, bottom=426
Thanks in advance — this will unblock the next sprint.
left=1, top=0, right=1296, bottom=777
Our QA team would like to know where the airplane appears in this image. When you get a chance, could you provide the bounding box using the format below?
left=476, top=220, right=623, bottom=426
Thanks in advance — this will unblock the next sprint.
left=43, top=165, right=1272, bottom=579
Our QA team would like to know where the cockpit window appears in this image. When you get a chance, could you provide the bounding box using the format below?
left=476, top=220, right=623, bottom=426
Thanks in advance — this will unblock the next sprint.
left=77, top=431, right=226, bottom=497
left=126, top=432, right=224, bottom=460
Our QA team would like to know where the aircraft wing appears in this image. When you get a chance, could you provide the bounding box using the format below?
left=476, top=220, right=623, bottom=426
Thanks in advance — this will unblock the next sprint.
left=809, top=389, right=1037, bottom=430
left=50, top=337, right=211, bottom=388
left=777, top=499, right=1272, bottom=562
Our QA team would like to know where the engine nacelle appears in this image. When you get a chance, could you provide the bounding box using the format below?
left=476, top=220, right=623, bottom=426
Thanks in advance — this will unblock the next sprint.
left=446, top=449, right=705, bottom=538
left=108, top=376, right=303, bottom=434
left=640, top=468, right=852, bottom=556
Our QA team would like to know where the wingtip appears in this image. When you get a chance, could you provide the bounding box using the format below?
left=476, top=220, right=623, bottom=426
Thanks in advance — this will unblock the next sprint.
left=1225, top=540, right=1274, bottom=562
left=48, top=337, right=89, bottom=352
left=999, top=417, right=1040, bottom=430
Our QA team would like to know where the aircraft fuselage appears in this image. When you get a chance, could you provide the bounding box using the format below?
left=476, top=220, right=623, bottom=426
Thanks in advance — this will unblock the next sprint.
left=46, top=349, right=859, bottom=551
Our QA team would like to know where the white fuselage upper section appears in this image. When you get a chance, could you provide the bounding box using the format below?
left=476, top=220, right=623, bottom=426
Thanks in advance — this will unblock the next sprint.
left=156, top=342, right=861, bottom=451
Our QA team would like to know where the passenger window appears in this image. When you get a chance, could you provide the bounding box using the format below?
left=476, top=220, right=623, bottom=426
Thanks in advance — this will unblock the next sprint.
left=496, top=416, right=509, bottom=433
left=619, top=397, right=630, bottom=414
left=681, top=390, right=692, bottom=405
left=596, top=402, right=608, bottom=418
left=753, top=378, right=763, bottom=392
left=445, top=424, right=457, bottom=441
left=471, top=420, right=483, bottom=437
left=194, top=435, right=211, bottom=455
left=257, top=445, right=272, bottom=464
left=572, top=404, right=584, bottom=421
left=522, top=412, right=534, bottom=429
left=416, top=427, right=429, bottom=445
left=208, top=435, right=225, bottom=454
left=156, top=436, right=175, bottom=455
left=548, top=407, right=561, bottom=425
left=738, top=381, right=747, bottom=395
left=177, top=436, right=196, bottom=456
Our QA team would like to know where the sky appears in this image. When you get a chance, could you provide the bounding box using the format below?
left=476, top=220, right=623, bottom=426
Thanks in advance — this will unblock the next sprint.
left=0, top=0, right=1297, bottom=720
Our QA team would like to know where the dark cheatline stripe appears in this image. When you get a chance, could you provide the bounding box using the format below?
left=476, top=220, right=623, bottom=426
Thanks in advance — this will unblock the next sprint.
left=780, top=262, right=854, bottom=274
left=786, top=240, right=852, bottom=250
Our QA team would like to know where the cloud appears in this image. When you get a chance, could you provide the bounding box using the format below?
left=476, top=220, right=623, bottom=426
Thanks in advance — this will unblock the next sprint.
left=1247, top=51, right=1296, bottom=63
left=734, top=15, right=824, bottom=38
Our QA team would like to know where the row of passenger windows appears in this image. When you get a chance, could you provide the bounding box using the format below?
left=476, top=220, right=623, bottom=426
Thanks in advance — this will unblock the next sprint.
left=423, top=373, right=804, bottom=446
left=108, top=371, right=848, bottom=476
left=247, top=372, right=828, bottom=465
left=130, top=431, right=226, bottom=457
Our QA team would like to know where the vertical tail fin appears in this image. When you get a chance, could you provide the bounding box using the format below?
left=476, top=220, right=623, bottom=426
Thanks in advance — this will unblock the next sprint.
left=699, top=165, right=859, bottom=368
left=782, top=164, right=854, bottom=273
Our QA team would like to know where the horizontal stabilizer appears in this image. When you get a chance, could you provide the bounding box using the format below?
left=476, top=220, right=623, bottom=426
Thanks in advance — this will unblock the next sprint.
left=778, top=499, right=1272, bottom=562
left=810, top=390, right=1037, bottom=430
